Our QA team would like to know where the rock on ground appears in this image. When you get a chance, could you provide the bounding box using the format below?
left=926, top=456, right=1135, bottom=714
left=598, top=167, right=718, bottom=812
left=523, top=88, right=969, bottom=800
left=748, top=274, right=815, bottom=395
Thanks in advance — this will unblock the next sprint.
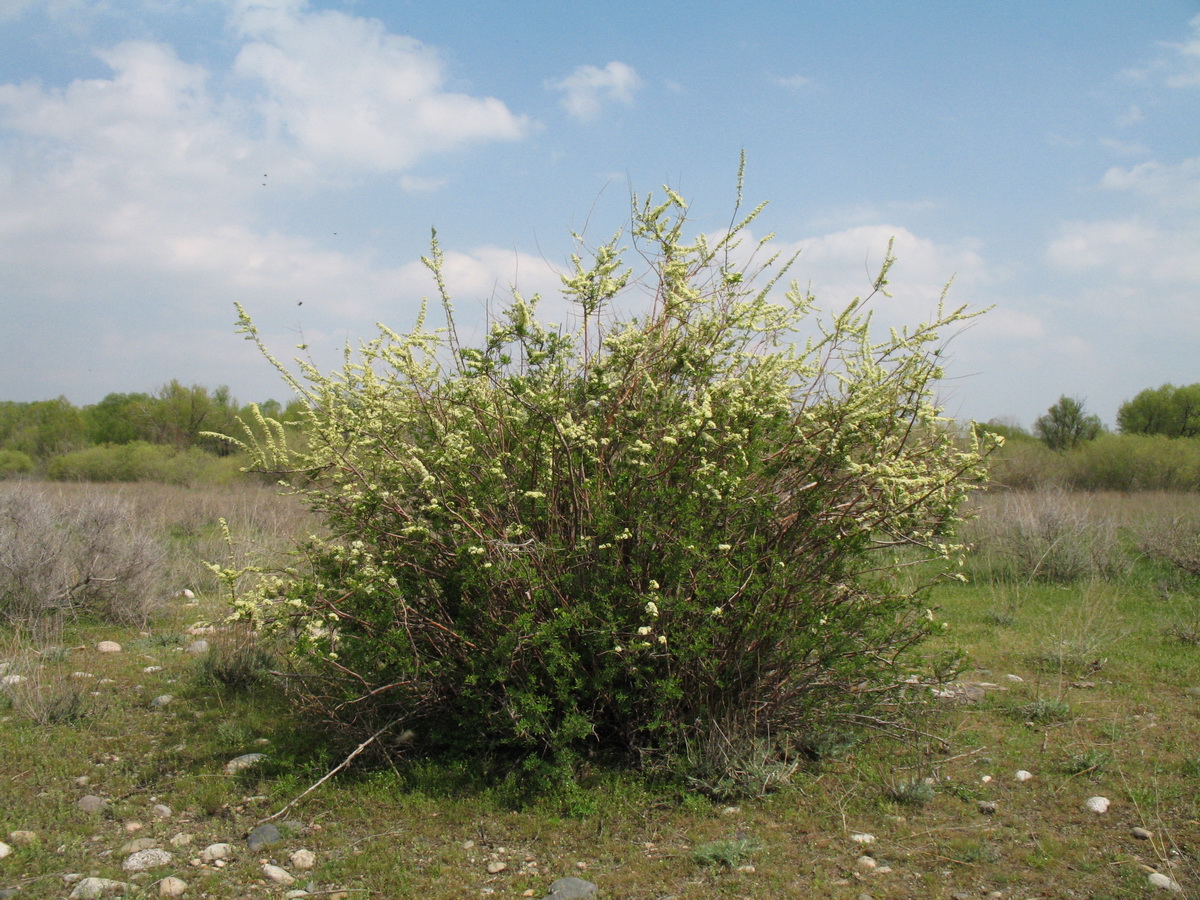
left=70, top=878, right=132, bottom=899
left=123, top=848, right=173, bottom=872
left=262, top=864, right=294, bottom=885
left=542, top=877, right=598, bottom=900
left=246, top=822, right=282, bottom=851
left=96, top=642, right=122, bottom=653
left=77, top=795, right=107, bottom=813
left=1085, top=796, right=1110, bottom=813
left=158, top=877, right=187, bottom=897
left=225, top=753, right=266, bottom=774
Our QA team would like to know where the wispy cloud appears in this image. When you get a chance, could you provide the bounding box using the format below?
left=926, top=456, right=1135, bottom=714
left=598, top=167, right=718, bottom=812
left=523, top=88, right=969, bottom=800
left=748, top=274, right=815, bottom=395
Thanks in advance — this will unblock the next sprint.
left=770, top=74, right=814, bottom=91
left=547, top=61, right=642, bottom=121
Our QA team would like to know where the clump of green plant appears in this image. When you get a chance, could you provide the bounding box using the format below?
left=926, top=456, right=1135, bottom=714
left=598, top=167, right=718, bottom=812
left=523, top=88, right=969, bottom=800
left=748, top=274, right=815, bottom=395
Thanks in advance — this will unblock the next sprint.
left=692, top=837, right=761, bottom=869
left=887, top=776, right=936, bottom=806
left=223, top=171, right=990, bottom=780
left=1016, top=696, right=1072, bottom=724
left=196, top=625, right=275, bottom=693
left=1063, top=748, right=1110, bottom=776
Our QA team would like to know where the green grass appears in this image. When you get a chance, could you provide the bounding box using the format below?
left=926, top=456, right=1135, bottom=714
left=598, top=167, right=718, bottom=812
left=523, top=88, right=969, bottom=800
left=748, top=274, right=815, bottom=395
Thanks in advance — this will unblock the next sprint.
left=1, top=486, right=1199, bottom=898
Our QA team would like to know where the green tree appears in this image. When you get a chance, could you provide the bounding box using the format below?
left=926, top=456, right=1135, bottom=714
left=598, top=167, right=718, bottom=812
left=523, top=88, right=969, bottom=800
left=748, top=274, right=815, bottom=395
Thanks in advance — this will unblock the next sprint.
left=1117, top=383, right=1200, bottom=438
left=0, top=397, right=85, bottom=458
left=224, top=179, right=990, bottom=779
left=1034, top=396, right=1102, bottom=451
left=144, top=381, right=240, bottom=453
left=82, top=392, right=155, bottom=445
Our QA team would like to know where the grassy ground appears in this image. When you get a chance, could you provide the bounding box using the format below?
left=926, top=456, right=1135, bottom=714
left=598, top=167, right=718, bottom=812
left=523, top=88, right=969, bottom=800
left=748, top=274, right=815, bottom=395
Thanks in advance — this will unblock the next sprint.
left=1, top=485, right=1199, bottom=899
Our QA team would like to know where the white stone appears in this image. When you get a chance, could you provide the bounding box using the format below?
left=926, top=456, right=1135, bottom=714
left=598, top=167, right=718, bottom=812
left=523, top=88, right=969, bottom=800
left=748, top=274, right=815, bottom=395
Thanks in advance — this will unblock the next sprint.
left=151, top=695, right=173, bottom=708
left=1148, top=872, right=1183, bottom=893
left=0, top=675, right=26, bottom=687
left=200, top=843, right=233, bottom=862
left=0, top=841, right=10, bottom=859
left=486, top=861, right=507, bottom=874
left=855, top=856, right=877, bottom=872
left=169, top=833, right=192, bottom=847
left=290, top=849, right=316, bottom=870
left=1015, top=770, right=1034, bottom=782
left=1004, top=674, right=1024, bottom=682
left=180, top=590, right=195, bottom=600
left=152, top=804, right=172, bottom=818
left=1085, top=796, right=1110, bottom=814
left=186, top=641, right=209, bottom=655
left=143, top=666, right=163, bottom=673
left=224, top=753, right=266, bottom=774
left=980, top=775, right=992, bottom=783
left=849, top=832, right=875, bottom=844
left=70, top=877, right=132, bottom=898
left=96, top=642, right=122, bottom=653
left=123, top=848, right=173, bottom=872
left=158, top=876, right=187, bottom=897
left=263, top=864, right=295, bottom=885
left=8, top=830, right=35, bottom=844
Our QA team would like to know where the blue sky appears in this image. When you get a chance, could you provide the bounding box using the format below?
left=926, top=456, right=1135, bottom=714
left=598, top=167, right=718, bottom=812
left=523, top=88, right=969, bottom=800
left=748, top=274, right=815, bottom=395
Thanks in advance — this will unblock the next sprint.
left=1, top=0, right=1198, bottom=429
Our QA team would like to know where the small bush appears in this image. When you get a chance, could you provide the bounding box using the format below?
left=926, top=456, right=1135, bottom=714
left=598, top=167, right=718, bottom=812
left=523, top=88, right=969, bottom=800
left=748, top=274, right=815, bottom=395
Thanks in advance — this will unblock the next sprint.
left=887, top=776, right=935, bottom=806
left=227, top=178, right=989, bottom=777
left=46, top=442, right=244, bottom=486
left=692, top=837, right=761, bottom=869
left=0, top=484, right=167, bottom=626
left=0, top=449, right=34, bottom=479
left=196, top=624, right=275, bottom=692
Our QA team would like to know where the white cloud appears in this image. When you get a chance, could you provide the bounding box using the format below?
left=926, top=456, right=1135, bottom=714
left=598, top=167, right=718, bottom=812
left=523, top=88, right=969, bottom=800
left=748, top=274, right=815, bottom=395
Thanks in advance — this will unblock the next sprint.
left=230, top=0, right=528, bottom=171
left=771, top=74, right=814, bottom=91
left=1049, top=157, right=1200, bottom=285
left=548, top=62, right=642, bottom=121
left=1100, top=157, right=1200, bottom=208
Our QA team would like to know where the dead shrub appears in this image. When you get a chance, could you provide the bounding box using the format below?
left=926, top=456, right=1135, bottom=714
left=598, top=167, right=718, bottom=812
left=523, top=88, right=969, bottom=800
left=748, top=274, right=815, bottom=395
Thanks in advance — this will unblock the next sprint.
left=962, top=489, right=1130, bottom=582
left=0, top=484, right=168, bottom=626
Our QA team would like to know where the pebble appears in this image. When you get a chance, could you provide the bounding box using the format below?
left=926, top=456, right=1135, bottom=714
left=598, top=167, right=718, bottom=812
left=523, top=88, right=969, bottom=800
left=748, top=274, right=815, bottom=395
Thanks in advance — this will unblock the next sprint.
left=200, top=843, right=233, bottom=862
left=0, top=842, right=9, bottom=860
left=487, top=861, right=507, bottom=874
left=263, top=864, right=295, bottom=885
left=152, top=804, right=172, bottom=819
left=543, top=877, right=598, bottom=899
left=180, top=589, right=195, bottom=600
left=1149, top=872, right=1183, bottom=892
left=121, top=838, right=158, bottom=854
left=169, top=833, right=192, bottom=847
left=1015, top=769, right=1034, bottom=782
left=96, top=642, right=122, bottom=653
left=124, top=821, right=143, bottom=833
left=850, top=832, right=876, bottom=844
left=1132, top=826, right=1155, bottom=840
left=70, top=877, right=131, bottom=898
left=0, top=675, right=26, bottom=687
left=8, top=831, right=35, bottom=844
left=246, top=822, right=282, bottom=851
left=290, top=849, right=316, bottom=870
left=158, top=876, right=187, bottom=897
left=186, top=640, right=209, bottom=655
left=1085, top=796, right=1110, bottom=814
left=143, top=666, right=163, bottom=673
left=225, top=753, right=267, bottom=774
left=855, top=856, right=877, bottom=872
left=978, top=800, right=998, bottom=815
left=77, top=795, right=107, bottom=813
left=123, top=848, right=173, bottom=872
left=1004, top=674, right=1024, bottom=682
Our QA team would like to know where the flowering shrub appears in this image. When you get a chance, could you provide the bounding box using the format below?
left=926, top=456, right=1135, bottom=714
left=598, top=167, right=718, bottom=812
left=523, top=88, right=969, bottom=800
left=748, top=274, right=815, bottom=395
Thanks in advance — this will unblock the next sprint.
left=225, top=179, right=989, bottom=776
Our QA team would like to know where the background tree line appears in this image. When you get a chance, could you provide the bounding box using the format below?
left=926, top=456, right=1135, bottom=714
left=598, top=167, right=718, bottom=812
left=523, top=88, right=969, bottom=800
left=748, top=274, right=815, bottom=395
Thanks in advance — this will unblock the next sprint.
left=0, top=382, right=305, bottom=482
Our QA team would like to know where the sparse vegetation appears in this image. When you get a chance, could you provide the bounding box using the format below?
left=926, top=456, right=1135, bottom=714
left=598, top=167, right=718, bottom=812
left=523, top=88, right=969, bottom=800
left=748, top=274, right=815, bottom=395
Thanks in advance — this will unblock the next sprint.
left=0, top=480, right=1197, bottom=899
